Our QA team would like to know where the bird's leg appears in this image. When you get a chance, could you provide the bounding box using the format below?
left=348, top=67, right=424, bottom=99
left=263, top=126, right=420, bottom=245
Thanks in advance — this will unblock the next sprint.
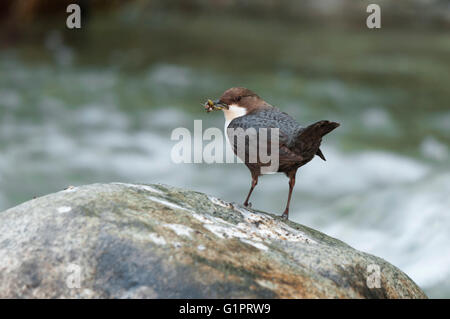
left=243, top=176, right=258, bottom=207
left=282, top=171, right=296, bottom=220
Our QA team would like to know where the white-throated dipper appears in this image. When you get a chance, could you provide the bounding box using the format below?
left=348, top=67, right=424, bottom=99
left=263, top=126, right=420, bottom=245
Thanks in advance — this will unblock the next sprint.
left=205, top=87, right=339, bottom=220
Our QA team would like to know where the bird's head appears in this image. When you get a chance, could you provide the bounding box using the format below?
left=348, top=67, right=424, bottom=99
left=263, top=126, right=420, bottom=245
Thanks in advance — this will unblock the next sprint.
left=204, top=87, right=271, bottom=121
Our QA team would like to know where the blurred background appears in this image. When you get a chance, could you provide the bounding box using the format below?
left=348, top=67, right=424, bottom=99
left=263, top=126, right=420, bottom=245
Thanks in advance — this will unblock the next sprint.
left=0, top=0, right=449, bottom=297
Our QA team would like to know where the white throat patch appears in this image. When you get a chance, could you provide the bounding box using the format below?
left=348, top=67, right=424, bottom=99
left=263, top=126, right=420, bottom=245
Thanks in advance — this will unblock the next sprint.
left=223, top=104, right=247, bottom=146
left=223, top=104, right=247, bottom=127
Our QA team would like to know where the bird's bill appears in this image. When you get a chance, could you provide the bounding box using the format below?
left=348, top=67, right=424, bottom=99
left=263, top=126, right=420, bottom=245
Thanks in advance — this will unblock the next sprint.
left=204, top=99, right=228, bottom=112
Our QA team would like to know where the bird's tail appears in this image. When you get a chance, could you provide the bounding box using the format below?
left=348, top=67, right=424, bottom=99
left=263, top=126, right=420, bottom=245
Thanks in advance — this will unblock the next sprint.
left=294, top=120, right=340, bottom=161
left=298, top=120, right=340, bottom=140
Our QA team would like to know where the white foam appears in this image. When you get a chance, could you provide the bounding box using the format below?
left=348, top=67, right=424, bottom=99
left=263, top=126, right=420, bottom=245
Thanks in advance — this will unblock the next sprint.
left=296, top=148, right=429, bottom=195
left=317, top=172, right=450, bottom=290
left=420, top=137, right=448, bottom=161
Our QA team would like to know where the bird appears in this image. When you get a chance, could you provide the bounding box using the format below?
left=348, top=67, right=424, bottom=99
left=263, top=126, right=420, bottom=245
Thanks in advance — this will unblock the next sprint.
left=204, top=87, right=339, bottom=220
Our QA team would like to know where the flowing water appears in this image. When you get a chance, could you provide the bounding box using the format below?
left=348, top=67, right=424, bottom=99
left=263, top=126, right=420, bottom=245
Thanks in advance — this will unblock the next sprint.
left=0, top=10, right=449, bottom=297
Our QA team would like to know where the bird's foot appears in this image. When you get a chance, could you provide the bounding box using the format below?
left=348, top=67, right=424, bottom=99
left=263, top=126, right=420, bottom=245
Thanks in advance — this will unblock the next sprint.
left=281, top=211, right=289, bottom=220
left=243, top=202, right=252, bottom=208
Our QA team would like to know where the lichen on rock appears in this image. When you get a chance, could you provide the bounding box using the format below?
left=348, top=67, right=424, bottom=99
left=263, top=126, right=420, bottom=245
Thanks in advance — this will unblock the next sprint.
left=0, top=183, right=427, bottom=298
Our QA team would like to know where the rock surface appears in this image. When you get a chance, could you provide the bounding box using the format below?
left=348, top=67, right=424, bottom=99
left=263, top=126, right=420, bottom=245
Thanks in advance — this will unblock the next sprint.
left=0, top=183, right=427, bottom=298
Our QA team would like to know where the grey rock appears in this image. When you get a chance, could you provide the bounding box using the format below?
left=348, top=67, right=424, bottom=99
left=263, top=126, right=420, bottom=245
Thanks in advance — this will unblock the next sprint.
left=0, top=183, right=427, bottom=298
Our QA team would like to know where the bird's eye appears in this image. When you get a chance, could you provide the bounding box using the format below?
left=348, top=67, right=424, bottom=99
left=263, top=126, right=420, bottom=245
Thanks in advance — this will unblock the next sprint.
left=236, top=96, right=241, bottom=102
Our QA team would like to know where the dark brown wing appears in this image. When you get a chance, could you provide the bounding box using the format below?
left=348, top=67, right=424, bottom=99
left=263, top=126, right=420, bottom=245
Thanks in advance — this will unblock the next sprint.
left=227, top=110, right=303, bottom=169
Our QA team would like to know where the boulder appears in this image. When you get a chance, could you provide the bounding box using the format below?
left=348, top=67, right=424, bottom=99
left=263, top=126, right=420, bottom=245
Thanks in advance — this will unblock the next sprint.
left=0, top=183, right=427, bottom=298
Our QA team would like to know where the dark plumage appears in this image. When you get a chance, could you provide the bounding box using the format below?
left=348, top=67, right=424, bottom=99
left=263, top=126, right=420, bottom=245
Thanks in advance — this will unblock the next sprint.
left=205, top=87, right=339, bottom=219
